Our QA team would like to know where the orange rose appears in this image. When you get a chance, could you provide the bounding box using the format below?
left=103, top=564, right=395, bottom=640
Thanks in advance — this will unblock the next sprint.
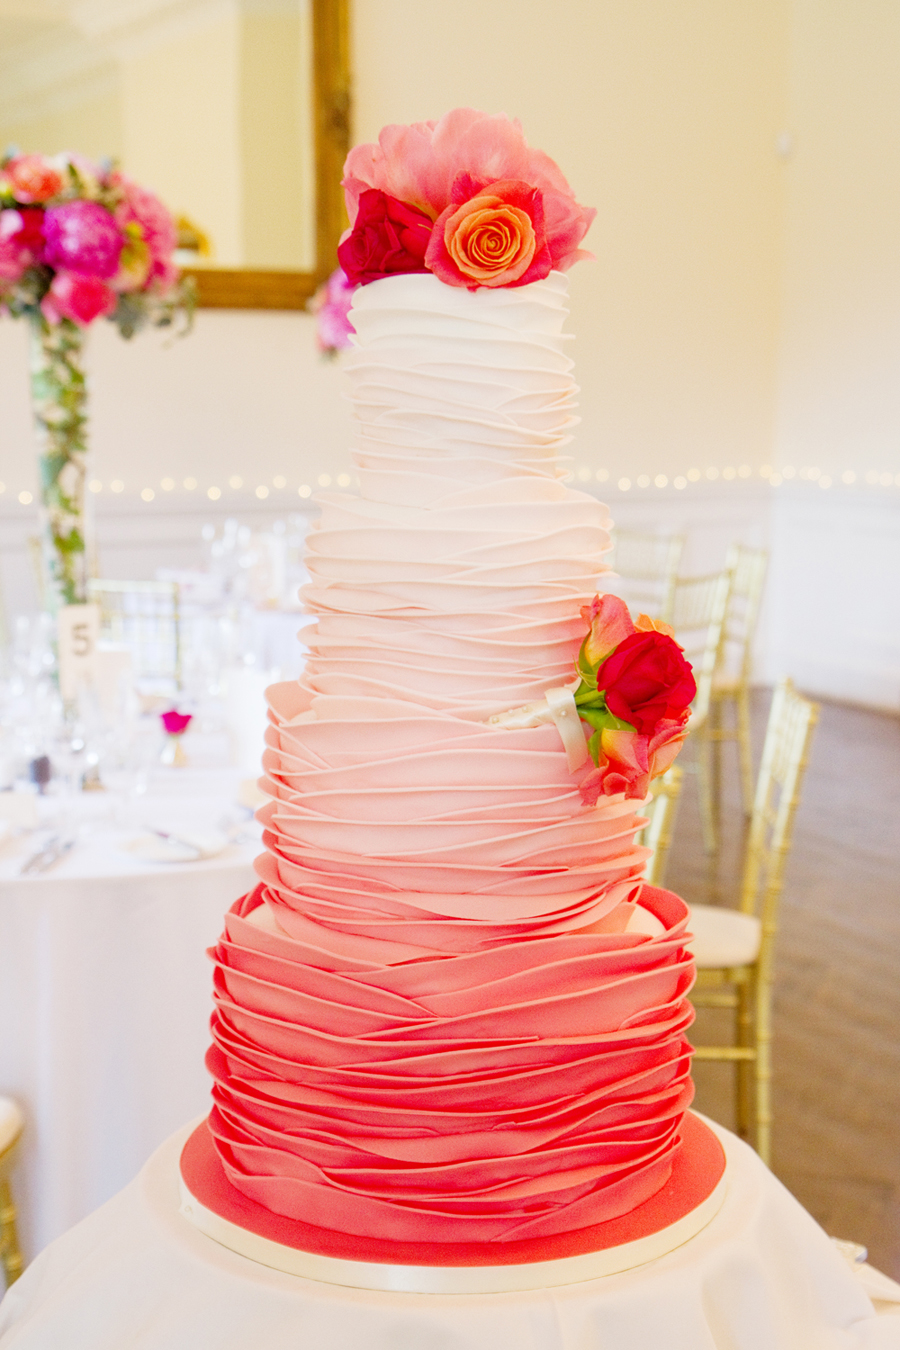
left=635, top=613, right=677, bottom=640
left=445, top=195, right=535, bottom=283
left=426, top=178, right=553, bottom=289
left=3, top=155, right=63, bottom=204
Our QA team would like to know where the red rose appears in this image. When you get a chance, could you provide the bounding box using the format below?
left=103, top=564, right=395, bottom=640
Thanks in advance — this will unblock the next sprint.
left=595, top=631, right=696, bottom=734
left=1, top=207, right=44, bottom=255
left=337, top=189, right=433, bottom=285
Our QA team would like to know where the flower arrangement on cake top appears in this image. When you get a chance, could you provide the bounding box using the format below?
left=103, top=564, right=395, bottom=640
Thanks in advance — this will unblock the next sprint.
left=572, top=595, right=696, bottom=803
left=337, top=107, right=595, bottom=291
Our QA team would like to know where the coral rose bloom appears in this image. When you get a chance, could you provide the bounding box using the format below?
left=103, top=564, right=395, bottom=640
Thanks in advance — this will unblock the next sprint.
left=3, top=154, right=63, bottom=204
left=427, top=180, right=551, bottom=289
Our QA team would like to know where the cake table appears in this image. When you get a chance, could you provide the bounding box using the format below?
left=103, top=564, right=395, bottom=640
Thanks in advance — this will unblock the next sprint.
left=0, top=1115, right=897, bottom=1349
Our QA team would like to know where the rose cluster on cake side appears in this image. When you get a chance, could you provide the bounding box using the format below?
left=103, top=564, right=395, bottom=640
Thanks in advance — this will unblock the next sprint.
left=572, top=595, right=696, bottom=802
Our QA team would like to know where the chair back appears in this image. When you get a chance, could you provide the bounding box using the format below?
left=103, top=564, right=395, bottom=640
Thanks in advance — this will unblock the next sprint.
left=87, top=579, right=182, bottom=688
left=740, top=678, right=819, bottom=926
left=607, top=531, right=685, bottom=623
left=639, top=764, right=684, bottom=888
left=670, top=570, right=732, bottom=725
left=718, top=544, right=768, bottom=689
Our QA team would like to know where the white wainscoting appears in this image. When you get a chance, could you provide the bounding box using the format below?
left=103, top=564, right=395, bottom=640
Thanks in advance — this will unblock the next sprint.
left=2, top=482, right=897, bottom=712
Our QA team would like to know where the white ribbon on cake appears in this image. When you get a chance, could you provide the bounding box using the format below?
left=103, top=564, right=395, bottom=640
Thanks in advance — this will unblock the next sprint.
left=487, top=678, right=589, bottom=772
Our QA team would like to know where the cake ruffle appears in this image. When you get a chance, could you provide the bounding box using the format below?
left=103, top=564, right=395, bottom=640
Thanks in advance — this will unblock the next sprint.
left=206, top=883, right=695, bottom=1243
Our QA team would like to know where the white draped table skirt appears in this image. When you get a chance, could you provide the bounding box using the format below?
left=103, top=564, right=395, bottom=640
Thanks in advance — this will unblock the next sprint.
left=0, top=1117, right=898, bottom=1348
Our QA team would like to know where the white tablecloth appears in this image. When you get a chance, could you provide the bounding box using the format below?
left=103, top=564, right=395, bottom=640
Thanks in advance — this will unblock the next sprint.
left=0, top=768, right=259, bottom=1258
left=0, top=1118, right=897, bottom=1348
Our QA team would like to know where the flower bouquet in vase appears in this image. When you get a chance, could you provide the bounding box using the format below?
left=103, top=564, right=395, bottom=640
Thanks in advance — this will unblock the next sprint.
left=0, top=152, right=193, bottom=614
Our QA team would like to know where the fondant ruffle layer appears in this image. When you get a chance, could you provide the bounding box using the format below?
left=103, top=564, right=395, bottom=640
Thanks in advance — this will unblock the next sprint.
left=301, top=273, right=612, bottom=719
left=207, top=884, right=695, bottom=1243
left=207, top=272, right=697, bottom=1244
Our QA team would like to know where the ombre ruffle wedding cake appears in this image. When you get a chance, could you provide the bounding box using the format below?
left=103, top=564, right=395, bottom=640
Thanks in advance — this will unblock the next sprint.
left=181, top=109, right=722, bottom=1267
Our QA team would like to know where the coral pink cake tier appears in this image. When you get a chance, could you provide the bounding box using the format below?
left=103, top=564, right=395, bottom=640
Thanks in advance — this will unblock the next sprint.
left=181, top=108, right=724, bottom=1267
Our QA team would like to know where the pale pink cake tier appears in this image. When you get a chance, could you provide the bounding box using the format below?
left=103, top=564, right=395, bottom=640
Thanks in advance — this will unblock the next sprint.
left=201, top=273, right=699, bottom=1246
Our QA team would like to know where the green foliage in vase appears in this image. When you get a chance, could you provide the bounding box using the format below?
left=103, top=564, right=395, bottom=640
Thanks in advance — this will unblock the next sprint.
left=0, top=150, right=195, bottom=610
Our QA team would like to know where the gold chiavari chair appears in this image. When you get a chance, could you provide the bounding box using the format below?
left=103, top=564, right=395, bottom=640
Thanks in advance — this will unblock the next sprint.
left=639, top=764, right=684, bottom=889
left=87, top=579, right=182, bottom=689
left=707, top=544, right=769, bottom=815
left=669, top=569, right=733, bottom=854
left=607, top=531, right=685, bottom=625
left=689, top=678, right=819, bottom=1167
left=0, top=1097, right=24, bottom=1286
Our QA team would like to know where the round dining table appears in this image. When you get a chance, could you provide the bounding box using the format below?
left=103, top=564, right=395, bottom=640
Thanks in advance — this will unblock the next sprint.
left=0, top=765, right=260, bottom=1261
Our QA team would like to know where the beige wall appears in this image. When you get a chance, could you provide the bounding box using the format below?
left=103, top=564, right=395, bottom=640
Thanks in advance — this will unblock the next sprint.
left=774, top=0, right=900, bottom=478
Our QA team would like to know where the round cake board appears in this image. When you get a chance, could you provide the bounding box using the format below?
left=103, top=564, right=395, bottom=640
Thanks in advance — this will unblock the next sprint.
left=178, top=1113, right=727, bottom=1294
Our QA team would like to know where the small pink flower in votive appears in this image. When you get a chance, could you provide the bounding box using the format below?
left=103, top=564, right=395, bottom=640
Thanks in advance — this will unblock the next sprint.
left=160, top=709, right=192, bottom=737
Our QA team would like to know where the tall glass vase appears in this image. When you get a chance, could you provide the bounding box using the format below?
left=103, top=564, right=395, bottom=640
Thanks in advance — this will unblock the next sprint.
left=28, top=314, right=90, bottom=612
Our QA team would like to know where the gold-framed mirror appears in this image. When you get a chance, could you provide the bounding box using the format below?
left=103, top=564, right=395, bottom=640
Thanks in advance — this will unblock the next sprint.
left=186, top=0, right=350, bottom=309
left=0, top=0, right=350, bottom=310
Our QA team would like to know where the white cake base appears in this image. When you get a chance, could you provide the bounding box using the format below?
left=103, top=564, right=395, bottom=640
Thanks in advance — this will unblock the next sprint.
left=0, top=1117, right=897, bottom=1350
left=177, top=1137, right=728, bottom=1293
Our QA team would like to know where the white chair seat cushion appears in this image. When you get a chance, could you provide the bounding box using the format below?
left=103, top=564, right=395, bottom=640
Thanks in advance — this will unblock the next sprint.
left=688, top=904, right=762, bottom=968
left=0, top=1097, right=24, bottom=1155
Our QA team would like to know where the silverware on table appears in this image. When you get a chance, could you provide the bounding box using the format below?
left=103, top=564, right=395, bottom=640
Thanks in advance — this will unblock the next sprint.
left=19, top=834, right=76, bottom=876
left=149, top=828, right=204, bottom=859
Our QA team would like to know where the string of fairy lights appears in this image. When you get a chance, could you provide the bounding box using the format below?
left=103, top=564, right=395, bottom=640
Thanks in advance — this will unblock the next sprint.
left=0, top=463, right=898, bottom=508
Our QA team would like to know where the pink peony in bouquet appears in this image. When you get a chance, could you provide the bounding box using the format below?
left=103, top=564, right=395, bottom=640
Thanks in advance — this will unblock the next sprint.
left=337, top=107, right=595, bottom=291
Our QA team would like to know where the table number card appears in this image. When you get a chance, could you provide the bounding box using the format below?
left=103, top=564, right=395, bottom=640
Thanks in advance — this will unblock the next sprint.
left=57, top=604, right=101, bottom=701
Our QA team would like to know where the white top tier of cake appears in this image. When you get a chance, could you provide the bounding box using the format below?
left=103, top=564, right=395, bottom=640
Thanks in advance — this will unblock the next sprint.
left=300, top=271, right=613, bottom=721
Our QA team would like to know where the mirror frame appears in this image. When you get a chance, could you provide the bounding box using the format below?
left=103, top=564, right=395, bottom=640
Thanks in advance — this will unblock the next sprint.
left=182, top=0, right=350, bottom=310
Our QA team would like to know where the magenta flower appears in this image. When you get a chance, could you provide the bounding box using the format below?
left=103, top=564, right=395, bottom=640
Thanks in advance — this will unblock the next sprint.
left=41, top=272, right=118, bottom=326
left=160, top=709, right=192, bottom=736
left=312, top=267, right=357, bottom=353
left=43, top=200, right=124, bottom=279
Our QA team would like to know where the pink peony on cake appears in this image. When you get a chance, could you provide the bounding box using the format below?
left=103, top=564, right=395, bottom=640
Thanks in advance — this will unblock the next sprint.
left=181, top=108, right=724, bottom=1271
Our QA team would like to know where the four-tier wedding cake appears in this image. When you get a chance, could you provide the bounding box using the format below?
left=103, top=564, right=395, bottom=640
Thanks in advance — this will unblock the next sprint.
left=180, top=108, right=724, bottom=1266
